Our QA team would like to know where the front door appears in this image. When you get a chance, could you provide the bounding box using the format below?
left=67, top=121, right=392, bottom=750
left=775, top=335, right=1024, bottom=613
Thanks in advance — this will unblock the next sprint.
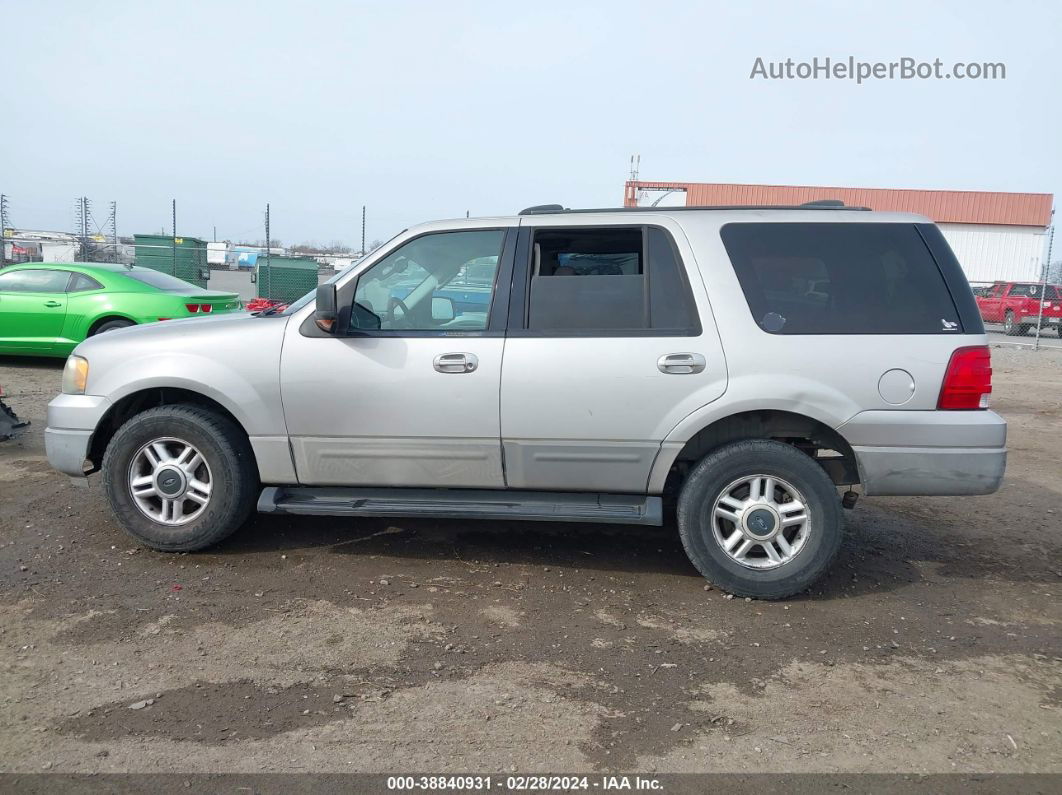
left=978, top=283, right=1005, bottom=323
left=0, top=268, right=72, bottom=353
left=500, top=221, right=728, bottom=493
left=280, top=225, right=514, bottom=488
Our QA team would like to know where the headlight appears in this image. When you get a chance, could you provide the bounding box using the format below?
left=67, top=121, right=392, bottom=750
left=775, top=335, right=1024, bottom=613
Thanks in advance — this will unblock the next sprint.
left=62, top=355, right=89, bottom=395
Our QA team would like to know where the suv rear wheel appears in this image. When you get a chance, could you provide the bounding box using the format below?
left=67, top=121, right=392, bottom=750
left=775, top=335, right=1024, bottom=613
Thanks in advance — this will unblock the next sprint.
left=676, top=439, right=843, bottom=599
left=102, top=405, right=258, bottom=551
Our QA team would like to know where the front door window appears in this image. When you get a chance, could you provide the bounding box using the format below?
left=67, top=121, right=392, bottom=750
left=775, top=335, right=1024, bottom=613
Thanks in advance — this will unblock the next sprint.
left=352, top=230, right=504, bottom=332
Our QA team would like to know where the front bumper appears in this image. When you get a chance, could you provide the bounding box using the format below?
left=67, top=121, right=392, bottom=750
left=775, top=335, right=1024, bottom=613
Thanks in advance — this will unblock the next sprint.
left=45, top=428, right=94, bottom=477
left=45, top=394, right=111, bottom=478
left=839, top=410, right=1007, bottom=496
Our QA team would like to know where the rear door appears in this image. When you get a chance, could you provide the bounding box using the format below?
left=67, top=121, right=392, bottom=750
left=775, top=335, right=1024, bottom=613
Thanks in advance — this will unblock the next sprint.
left=0, top=269, right=72, bottom=353
left=499, top=218, right=728, bottom=493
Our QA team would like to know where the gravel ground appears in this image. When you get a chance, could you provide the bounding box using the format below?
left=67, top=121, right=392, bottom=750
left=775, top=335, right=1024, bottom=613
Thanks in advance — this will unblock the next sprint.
left=0, top=345, right=1059, bottom=774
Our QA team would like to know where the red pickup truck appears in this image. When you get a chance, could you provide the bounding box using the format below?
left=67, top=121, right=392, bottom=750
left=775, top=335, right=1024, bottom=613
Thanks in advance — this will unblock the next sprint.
left=976, top=281, right=1062, bottom=337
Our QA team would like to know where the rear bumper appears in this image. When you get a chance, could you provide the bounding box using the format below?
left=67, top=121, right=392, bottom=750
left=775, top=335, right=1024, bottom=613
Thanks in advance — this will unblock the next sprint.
left=839, top=410, right=1007, bottom=496
left=45, top=394, right=111, bottom=478
left=852, top=445, right=1006, bottom=496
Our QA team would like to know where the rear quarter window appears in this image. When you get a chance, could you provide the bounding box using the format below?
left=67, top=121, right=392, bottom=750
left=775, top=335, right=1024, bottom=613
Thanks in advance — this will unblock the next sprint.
left=720, top=222, right=963, bottom=335
left=69, top=273, right=104, bottom=292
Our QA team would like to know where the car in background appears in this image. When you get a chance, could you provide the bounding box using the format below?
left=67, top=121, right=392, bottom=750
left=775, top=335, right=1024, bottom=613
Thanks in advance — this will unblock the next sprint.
left=0, top=262, right=243, bottom=357
left=975, top=281, right=1062, bottom=337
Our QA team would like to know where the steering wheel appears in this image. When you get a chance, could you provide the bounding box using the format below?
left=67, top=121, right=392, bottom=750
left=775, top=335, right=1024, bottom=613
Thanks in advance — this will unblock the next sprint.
left=387, top=296, right=411, bottom=327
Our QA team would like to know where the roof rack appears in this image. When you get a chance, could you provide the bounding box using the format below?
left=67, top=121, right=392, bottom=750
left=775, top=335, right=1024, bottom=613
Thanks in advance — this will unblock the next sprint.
left=518, top=200, right=870, bottom=215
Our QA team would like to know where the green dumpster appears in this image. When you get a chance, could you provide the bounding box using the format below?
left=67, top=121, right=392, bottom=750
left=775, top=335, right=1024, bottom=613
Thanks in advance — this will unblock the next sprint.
left=256, top=256, right=319, bottom=303
left=133, top=234, right=209, bottom=288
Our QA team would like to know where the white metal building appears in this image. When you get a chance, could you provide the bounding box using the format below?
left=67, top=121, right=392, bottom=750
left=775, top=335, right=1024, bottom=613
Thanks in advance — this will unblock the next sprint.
left=935, top=223, right=1047, bottom=282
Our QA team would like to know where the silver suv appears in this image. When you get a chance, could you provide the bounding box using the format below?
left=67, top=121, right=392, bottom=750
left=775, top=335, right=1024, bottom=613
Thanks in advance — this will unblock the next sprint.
left=45, top=203, right=1006, bottom=598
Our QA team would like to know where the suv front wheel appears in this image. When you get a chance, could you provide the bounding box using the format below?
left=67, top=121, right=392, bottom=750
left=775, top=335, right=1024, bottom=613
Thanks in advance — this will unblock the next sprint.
left=676, top=439, right=843, bottom=599
left=102, top=405, right=258, bottom=551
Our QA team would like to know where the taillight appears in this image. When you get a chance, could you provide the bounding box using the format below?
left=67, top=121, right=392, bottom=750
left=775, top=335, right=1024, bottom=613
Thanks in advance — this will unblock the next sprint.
left=938, top=346, right=992, bottom=410
left=200, top=303, right=213, bottom=313
left=185, top=304, right=200, bottom=313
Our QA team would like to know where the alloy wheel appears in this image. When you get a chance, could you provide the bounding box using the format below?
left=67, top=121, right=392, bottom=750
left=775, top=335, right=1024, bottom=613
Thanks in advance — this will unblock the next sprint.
left=128, top=437, right=212, bottom=525
left=710, top=474, right=811, bottom=569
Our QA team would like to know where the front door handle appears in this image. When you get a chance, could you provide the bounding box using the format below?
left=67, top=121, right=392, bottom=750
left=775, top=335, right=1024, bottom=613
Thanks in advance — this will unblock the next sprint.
left=44, top=301, right=63, bottom=308
left=434, top=352, right=478, bottom=374
left=657, top=352, right=706, bottom=374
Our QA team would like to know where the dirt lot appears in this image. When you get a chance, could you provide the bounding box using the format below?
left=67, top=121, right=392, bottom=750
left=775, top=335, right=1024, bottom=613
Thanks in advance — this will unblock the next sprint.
left=0, top=347, right=1059, bottom=775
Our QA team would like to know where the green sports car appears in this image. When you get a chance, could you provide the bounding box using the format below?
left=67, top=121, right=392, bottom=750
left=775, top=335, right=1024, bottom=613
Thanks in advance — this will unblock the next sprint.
left=0, top=262, right=243, bottom=357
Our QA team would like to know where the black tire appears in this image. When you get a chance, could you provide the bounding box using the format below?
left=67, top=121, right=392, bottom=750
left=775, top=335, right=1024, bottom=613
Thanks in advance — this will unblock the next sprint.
left=1003, top=311, right=1023, bottom=336
left=92, top=318, right=135, bottom=335
left=102, top=405, right=258, bottom=551
left=676, top=439, right=843, bottom=600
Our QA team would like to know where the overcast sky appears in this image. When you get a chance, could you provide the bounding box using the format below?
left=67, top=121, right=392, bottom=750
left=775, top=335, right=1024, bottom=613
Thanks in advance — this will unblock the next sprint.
left=4, top=0, right=1059, bottom=248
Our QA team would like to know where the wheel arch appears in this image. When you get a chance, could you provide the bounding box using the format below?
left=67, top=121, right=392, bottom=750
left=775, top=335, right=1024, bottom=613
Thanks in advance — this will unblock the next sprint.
left=649, top=408, right=861, bottom=494
left=86, top=313, right=138, bottom=336
left=87, top=386, right=257, bottom=474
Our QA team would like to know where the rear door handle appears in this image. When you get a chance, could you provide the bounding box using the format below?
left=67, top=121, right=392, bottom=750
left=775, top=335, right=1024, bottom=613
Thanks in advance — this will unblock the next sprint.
left=434, top=352, right=478, bottom=374
left=657, top=352, right=706, bottom=374
left=44, top=301, right=63, bottom=308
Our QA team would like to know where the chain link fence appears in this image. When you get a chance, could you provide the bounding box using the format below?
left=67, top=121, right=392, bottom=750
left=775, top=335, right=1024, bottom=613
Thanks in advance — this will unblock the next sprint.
left=2, top=194, right=1058, bottom=344
left=0, top=196, right=363, bottom=306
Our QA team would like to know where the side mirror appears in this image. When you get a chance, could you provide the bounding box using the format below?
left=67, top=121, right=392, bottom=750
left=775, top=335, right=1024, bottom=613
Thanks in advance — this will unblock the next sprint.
left=432, top=296, right=455, bottom=322
left=315, top=284, right=338, bottom=333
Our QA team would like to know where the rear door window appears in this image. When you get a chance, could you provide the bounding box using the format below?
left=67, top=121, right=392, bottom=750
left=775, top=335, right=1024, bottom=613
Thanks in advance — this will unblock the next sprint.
left=524, top=226, right=700, bottom=334
left=529, top=227, right=645, bottom=331
left=720, top=223, right=962, bottom=335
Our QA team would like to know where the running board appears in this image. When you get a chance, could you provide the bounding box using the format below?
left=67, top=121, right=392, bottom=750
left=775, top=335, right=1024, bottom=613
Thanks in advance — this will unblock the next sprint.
left=257, top=487, right=663, bottom=526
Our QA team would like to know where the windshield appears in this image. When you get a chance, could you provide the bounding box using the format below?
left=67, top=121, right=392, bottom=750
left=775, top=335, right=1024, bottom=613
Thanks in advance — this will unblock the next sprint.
left=122, top=269, right=200, bottom=291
